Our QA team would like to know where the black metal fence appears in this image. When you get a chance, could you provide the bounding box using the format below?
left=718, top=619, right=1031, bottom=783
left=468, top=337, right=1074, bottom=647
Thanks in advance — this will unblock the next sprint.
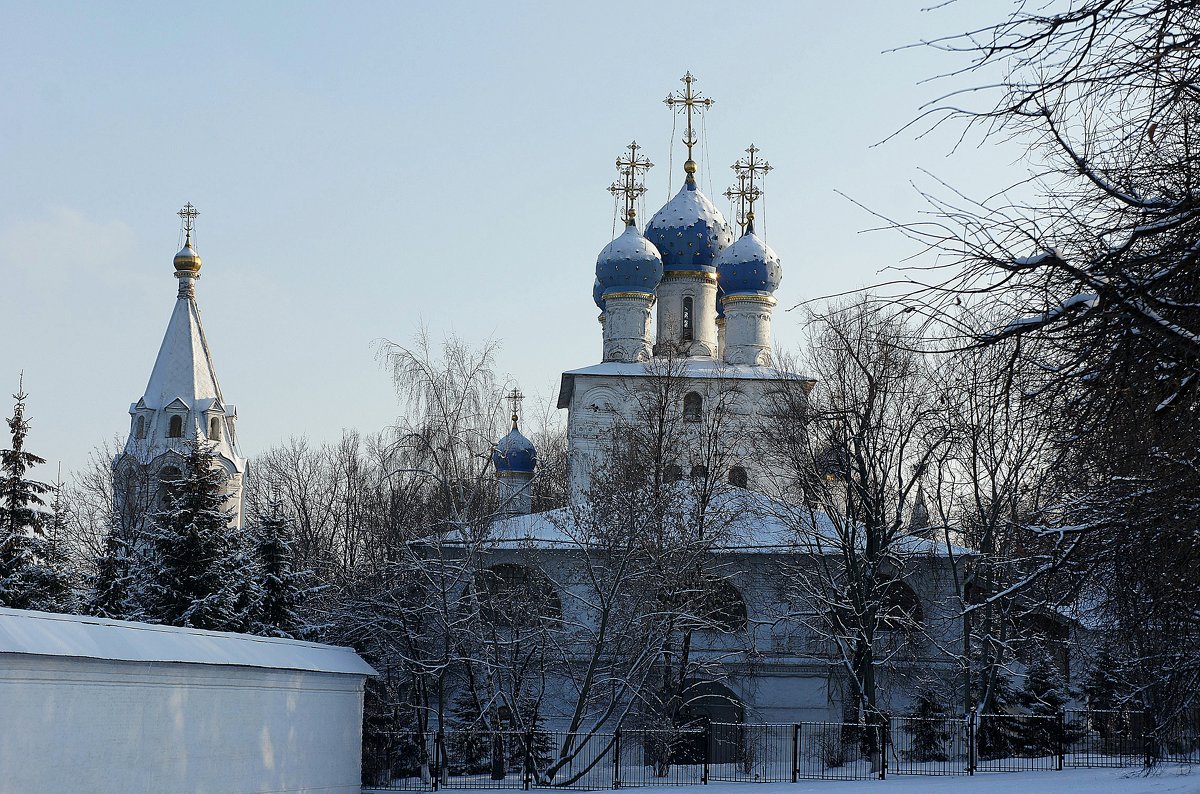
left=363, top=710, right=1199, bottom=791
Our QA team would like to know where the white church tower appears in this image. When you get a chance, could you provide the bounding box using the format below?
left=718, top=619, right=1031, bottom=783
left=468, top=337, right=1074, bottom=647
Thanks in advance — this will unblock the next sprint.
left=114, top=204, right=247, bottom=527
left=559, top=72, right=803, bottom=503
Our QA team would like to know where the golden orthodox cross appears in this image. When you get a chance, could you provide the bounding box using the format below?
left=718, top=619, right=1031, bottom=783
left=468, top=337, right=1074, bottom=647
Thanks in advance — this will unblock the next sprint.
left=177, top=202, right=199, bottom=245
left=607, top=141, right=653, bottom=225
left=729, top=144, right=772, bottom=231
left=506, top=388, right=525, bottom=428
left=664, top=71, right=714, bottom=180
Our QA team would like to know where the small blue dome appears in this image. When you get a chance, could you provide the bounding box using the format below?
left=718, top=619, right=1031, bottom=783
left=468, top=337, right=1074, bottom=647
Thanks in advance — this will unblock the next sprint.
left=715, top=227, right=782, bottom=297
left=645, top=181, right=733, bottom=272
left=596, top=222, right=663, bottom=298
left=593, top=278, right=606, bottom=311
left=493, top=426, right=536, bottom=474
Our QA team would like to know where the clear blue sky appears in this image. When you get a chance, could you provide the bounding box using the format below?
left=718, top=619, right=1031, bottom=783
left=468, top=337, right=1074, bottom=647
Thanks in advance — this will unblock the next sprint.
left=1, top=0, right=1023, bottom=477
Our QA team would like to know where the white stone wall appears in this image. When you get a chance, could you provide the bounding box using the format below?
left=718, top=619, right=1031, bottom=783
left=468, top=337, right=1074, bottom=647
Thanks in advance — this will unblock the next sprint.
left=722, top=295, right=776, bottom=366
left=601, top=293, right=654, bottom=363
left=564, top=370, right=777, bottom=503
left=0, top=654, right=365, bottom=794
left=654, top=273, right=719, bottom=358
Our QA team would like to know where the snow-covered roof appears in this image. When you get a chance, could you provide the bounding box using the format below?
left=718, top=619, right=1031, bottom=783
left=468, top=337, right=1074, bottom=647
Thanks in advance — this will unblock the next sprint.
left=488, top=489, right=967, bottom=557
left=142, top=289, right=223, bottom=412
left=0, top=608, right=376, bottom=676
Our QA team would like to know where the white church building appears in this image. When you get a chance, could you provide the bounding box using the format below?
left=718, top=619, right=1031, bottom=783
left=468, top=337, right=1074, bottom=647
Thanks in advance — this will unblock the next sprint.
left=484, top=74, right=961, bottom=729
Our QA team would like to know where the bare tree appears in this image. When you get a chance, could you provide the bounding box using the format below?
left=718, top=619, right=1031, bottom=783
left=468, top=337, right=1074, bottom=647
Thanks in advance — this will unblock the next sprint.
left=760, top=299, right=949, bottom=744
left=886, top=0, right=1200, bottom=732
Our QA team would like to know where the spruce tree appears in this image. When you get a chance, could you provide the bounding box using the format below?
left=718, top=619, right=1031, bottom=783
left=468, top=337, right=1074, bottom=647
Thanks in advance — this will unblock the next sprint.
left=90, top=532, right=145, bottom=620
left=1020, top=645, right=1074, bottom=755
left=141, top=441, right=242, bottom=630
left=0, top=382, right=75, bottom=612
left=246, top=500, right=310, bottom=638
left=903, top=690, right=950, bottom=762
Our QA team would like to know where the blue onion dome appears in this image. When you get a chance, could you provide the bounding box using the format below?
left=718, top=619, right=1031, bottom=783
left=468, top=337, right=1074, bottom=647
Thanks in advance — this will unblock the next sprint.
left=593, top=277, right=606, bottom=311
left=645, top=181, right=734, bottom=272
left=596, top=220, right=663, bottom=298
left=715, top=221, right=782, bottom=297
left=493, top=425, right=536, bottom=474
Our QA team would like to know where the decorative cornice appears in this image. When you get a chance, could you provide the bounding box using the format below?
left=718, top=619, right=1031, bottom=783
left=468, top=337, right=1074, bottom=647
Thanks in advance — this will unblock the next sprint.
left=722, top=293, right=777, bottom=306
left=662, top=270, right=718, bottom=284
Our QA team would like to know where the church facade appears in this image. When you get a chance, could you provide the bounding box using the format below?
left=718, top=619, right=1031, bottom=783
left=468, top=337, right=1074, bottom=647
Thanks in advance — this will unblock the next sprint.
left=486, top=75, right=960, bottom=729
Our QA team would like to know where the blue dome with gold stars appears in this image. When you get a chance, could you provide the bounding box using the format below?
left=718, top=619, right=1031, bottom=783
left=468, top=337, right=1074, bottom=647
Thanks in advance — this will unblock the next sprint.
left=493, top=426, right=536, bottom=474
left=715, top=223, right=781, bottom=297
left=645, top=180, right=734, bottom=273
left=596, top=221, right=663, bottom=299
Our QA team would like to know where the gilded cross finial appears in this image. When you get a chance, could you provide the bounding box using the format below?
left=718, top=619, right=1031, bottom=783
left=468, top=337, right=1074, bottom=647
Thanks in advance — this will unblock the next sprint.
left=607, top=141, right=653, bottom=226
left=664, top=71, right=714, bottom=183
left=506, top=388, right=525, bottom=429
left=177, top=202, right=199, bottom=246
left=728, top=144, right=772, bottom=233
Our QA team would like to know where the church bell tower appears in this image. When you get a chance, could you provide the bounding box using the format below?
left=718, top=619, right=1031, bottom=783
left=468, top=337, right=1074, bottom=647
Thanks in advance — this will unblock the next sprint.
left=114, top=204, right=247, bottom=528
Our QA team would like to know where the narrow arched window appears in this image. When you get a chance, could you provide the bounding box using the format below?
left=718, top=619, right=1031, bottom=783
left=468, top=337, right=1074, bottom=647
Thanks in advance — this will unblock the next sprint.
left=135, top=416, right=146, bottom=440
left=879, top=579, right=924, bottom=630
left=209, top=417, right=221, bottom=441
left=683, top=391, right=702, bottom=422
left=681, top=297, right=694, bottom=341
left=475, top=564, right=562, bottom=628
left=728, top=466, right=748, bottom=488
left=168, top=415, right=183, bottom=438
left=158, top=465, right=182, bottom=508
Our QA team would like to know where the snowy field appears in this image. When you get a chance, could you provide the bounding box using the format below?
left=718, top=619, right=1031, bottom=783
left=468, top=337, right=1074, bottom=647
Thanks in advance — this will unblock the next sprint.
left=366, top=767, right=1200, bottom=794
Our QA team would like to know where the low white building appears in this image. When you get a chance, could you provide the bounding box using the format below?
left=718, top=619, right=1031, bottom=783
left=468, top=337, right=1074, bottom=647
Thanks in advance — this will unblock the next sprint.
left=0, top=607, right=375, bottom=794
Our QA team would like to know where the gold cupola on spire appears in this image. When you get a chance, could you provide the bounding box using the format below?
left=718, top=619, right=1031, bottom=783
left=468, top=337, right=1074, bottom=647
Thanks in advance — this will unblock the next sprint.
left=172, top=202, right=203, bottom=277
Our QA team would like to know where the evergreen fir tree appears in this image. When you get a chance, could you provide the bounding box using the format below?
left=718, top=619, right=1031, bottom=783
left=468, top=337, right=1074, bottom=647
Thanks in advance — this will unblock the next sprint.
left=902, top=689, right=950, bottom=762
left=0, top=382, right=75, bottom=612
left=90, top=532, right=146, bottom=620
left=1020, top=645, right=1074, bottom=755
left=975, top=671, right=1022, bottom=760
left=445, top=692, right=495, bottom=776
left=246, top=500, right=310, bottom=638
left=140, top=441, right=242, bottom=630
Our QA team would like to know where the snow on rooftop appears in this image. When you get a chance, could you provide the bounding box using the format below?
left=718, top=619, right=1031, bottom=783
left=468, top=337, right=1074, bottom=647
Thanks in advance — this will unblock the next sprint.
left=0, top=607, right=376, bottom=676
left=487, top=489, right=967, bottom=557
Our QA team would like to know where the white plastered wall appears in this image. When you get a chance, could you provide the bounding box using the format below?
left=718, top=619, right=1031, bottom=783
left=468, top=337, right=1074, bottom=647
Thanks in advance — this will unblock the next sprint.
left=0, top=654, right=365, bottom=794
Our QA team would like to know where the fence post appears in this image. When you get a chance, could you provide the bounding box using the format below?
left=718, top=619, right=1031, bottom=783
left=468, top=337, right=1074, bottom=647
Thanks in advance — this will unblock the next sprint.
left=435, top=728, right=446, bottom=790
left=524, top=729, right=533, bottom=790
left=791, top=724, right=799, bottom=783
left=613, top=728, right=621, bottom=789
left=878, top=716, right=887, bottom=780
left=702, top=724, right=710, bottom=785
left=1057, top=711, right=1065, bottom=771
left=968, top=708, right=977, bottom=775
left=1143, top=720, right=1153, bottom=769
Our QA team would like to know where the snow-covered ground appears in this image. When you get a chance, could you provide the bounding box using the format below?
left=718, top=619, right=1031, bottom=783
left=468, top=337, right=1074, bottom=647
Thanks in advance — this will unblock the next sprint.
left=376, top=766, right=1199, bottom=794
left=629, top=767, right=1197, bottom=794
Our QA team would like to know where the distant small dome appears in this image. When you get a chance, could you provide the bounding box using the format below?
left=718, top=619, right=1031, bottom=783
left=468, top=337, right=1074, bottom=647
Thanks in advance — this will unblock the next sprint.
left=493, top=426, right=536, bottom=474
left=645, top=181, right=733, bottom=272
left=596, top=222, right=663, bottom=298
left=173, top=241, right=202, bottom=275
left=715, top=227, right=781, bottom=297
